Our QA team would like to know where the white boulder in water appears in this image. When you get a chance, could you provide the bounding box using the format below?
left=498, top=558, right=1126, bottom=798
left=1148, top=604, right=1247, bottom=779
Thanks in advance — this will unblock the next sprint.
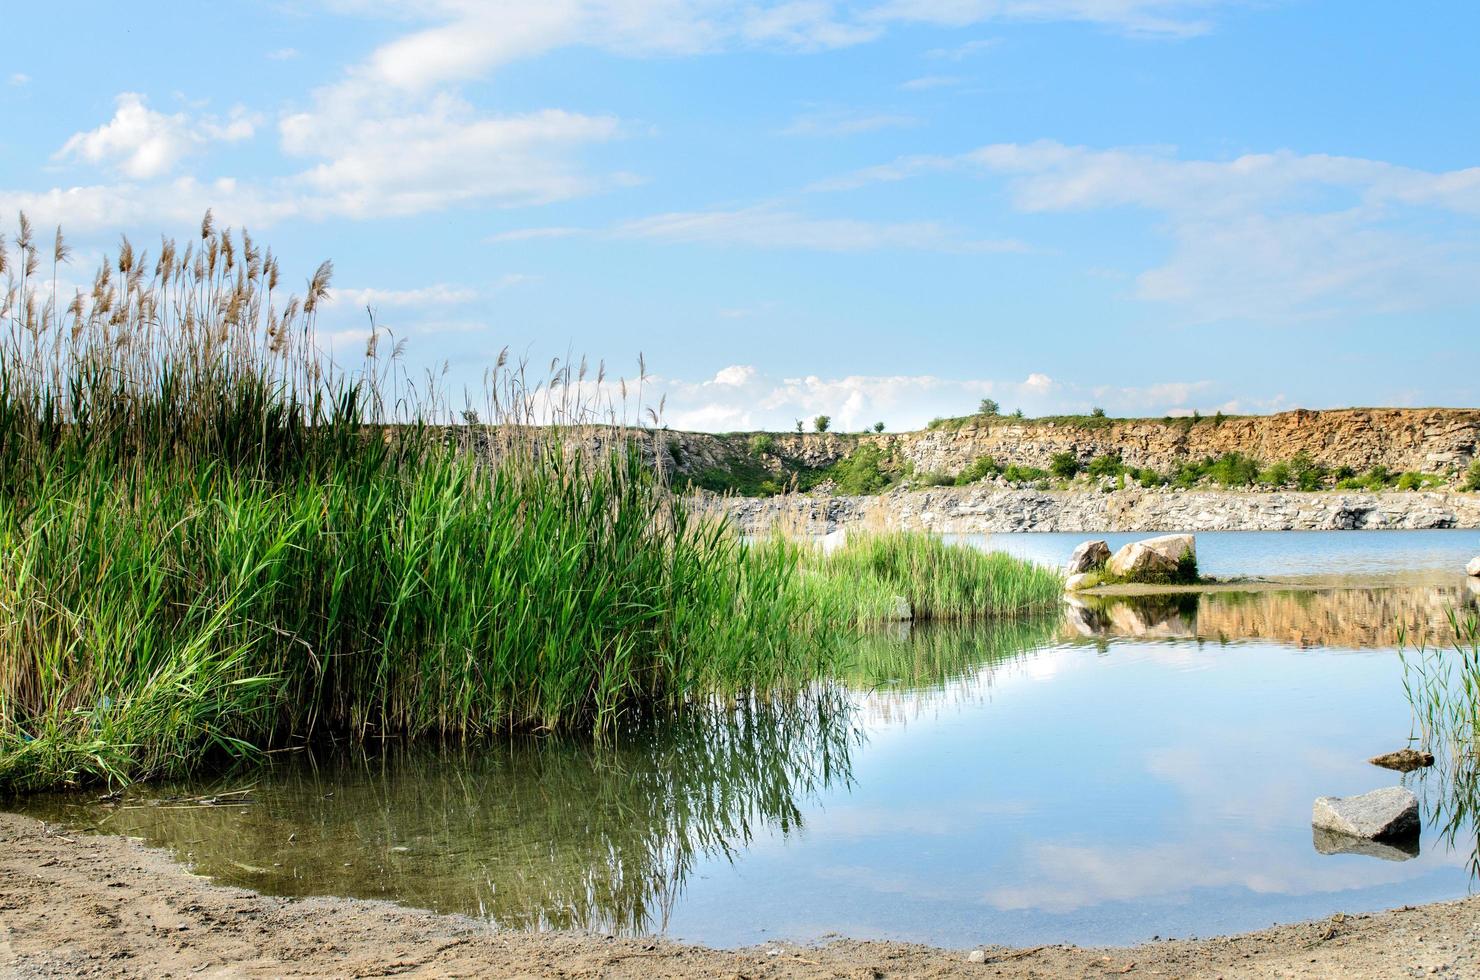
left=1066, top=540, right=1110, bottom=575
left=1312, top=786, right=1419, bottom=841
left=1467, top=555, right=1480, bottom=577
left=1106, top=534, right=1196, bottom=580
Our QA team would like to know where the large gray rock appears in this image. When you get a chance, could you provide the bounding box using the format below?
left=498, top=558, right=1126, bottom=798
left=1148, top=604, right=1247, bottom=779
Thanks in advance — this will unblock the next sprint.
left=1467, top=556, right=1480, bottom=577
left=1064, top=572, right=1094, bottom=592
left=1066, top=540, right=1110, bottom=575
left=1138, top=533, right=1197, bottom=565
left=1106, top=541, right=1180, bottom=579
left=1106, top=534, right=1196, bottom=580
left=1311, top=787, right=1419, bottom=841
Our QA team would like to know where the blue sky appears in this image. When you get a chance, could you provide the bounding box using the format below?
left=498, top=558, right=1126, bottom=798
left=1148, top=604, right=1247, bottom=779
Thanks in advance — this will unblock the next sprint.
left=3, top=1, right=1478, bottom=431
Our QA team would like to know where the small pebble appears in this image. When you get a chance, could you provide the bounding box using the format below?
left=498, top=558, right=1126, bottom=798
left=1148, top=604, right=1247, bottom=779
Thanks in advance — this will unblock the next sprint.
left=967, top=949, right=986, bottom=963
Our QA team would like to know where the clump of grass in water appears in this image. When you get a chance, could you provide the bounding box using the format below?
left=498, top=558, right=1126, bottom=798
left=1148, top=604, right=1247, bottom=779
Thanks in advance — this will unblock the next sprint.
left=0, top=214, right=1058, bottom=793
left=1399, top=613, right=1480, bottom=877
left=785, top=531, right=1063, bottom=625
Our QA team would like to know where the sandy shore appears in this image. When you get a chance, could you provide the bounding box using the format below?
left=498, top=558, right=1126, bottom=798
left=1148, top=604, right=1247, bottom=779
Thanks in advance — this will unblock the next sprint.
left=2, top=812, right=1477, bottom=979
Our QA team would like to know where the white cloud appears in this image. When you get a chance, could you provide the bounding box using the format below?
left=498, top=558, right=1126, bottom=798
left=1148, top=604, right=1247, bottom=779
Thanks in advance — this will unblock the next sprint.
left=925, top=37, right=999, bottom=59
left=267, top=48, right=300, bottom=60
left=7, top=73, right=29, bottom=87
left=816, top=140, right=1480, bottom=322
left=7, top=99, right=621, bottom=232
left=7, top=1, right=1240, bottom=231
left=327, top=283, right=478, bottom=308
left=867, top=0, right=1224, bottom=38
left=650, top=365, right=1212, bottom=431
left=485, top=226, right=586, bottom=243
left=324, top=0, right=1231, bottom=89
left=280, top=95, right=626, bottom=218
left=56, top=93, right=258, bottom=180
left=740, top=1, right=883, bottom=48
left=615, top=204, right=1025, bottom=252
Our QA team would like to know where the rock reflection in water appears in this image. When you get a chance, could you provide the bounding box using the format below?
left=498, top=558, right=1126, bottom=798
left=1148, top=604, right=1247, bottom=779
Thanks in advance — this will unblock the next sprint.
left=1065, top=585, right=1480, bottom=649
left=21, top=692, right=858, bottom=935
left=1312, top=827, right=1420, bottom=862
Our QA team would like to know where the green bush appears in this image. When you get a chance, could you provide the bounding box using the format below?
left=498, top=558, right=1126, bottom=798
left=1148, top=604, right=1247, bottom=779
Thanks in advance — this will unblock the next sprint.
left=1002, top=464, right=1050, bottom=484
left=1290, top=452, right=1327, bottom=491
left=1049, top=451, right=1081, bottom=479
left=829, top=444, right=891, bottom=495
left=1209, top=452, right=1261, bottom=487
left=1259, top=461, right=1292, bottom=487
left=1463, top=460, right=1480, bottom=491
left=1086, top=454, right=1124, bottom=478
left=748, top=433, right=776, bottom=456
left=955, top=455, right=1001, bottom=485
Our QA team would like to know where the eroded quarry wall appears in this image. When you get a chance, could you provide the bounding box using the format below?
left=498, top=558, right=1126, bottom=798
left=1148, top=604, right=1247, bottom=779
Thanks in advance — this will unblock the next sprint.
left=660, top=408, right=1480, bottom=481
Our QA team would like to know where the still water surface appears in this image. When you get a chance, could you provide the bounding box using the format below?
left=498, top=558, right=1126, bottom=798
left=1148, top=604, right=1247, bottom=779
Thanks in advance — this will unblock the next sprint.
left=21, top=531, right=1480, bottom=949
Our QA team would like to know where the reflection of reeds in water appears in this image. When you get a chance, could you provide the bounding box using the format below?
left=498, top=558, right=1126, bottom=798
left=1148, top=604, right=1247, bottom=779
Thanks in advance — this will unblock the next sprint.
left=24, top=691, right=858, bottom=935
left=1400, top=614, right=1480, bottom=878
left=844, top=616, right=1062, bottom=724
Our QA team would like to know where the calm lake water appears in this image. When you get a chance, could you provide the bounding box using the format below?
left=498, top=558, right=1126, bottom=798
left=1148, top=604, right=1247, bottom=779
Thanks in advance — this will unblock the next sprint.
left=20, top=530, right=1480, bottom=950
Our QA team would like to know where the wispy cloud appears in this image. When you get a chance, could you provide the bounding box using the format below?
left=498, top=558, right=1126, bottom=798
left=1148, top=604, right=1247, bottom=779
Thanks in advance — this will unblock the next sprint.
left=7, top=73, right=29, bottom=87
left=814, top=139, right=1480, bottom=322
left=782, top=108, right=920, bottom=136
left=266, top=47, right=300, bottom=61
left=614, top=205, right=1026, bottom=253
left=925, top=37, right=999, bottom=59
left=326, top=283, right=478, bottom=308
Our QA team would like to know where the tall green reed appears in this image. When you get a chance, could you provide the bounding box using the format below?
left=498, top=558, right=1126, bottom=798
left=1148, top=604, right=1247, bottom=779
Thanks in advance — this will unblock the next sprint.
left=1399, top=612, right=1480, bottom=877
left=0, top=214, right=1058, bottom=792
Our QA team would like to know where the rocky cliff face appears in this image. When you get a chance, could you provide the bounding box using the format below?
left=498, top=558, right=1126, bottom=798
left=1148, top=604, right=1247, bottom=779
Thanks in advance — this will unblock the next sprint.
left=659, top=408, right=1480, bottom=483
left=892, top=409, right=1480, bottom=475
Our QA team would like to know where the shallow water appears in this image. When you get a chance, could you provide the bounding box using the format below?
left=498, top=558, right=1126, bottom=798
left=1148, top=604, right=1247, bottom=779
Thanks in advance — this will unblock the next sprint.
left=20, top=532, right=1480, bottom=950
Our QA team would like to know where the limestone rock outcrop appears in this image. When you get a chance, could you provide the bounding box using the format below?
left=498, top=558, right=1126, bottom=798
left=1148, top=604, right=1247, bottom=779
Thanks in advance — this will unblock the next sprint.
left=1312, top=787, right=1419, bottom=842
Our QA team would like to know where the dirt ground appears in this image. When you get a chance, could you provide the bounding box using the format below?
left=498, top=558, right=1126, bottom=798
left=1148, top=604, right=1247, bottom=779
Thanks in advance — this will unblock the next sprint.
left=2, top=812, right=1476, bottom=979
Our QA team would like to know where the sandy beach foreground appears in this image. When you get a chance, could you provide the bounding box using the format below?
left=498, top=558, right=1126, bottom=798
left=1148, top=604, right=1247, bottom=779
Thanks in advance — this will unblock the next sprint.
left=2, top=812, right=1475, bottom=979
